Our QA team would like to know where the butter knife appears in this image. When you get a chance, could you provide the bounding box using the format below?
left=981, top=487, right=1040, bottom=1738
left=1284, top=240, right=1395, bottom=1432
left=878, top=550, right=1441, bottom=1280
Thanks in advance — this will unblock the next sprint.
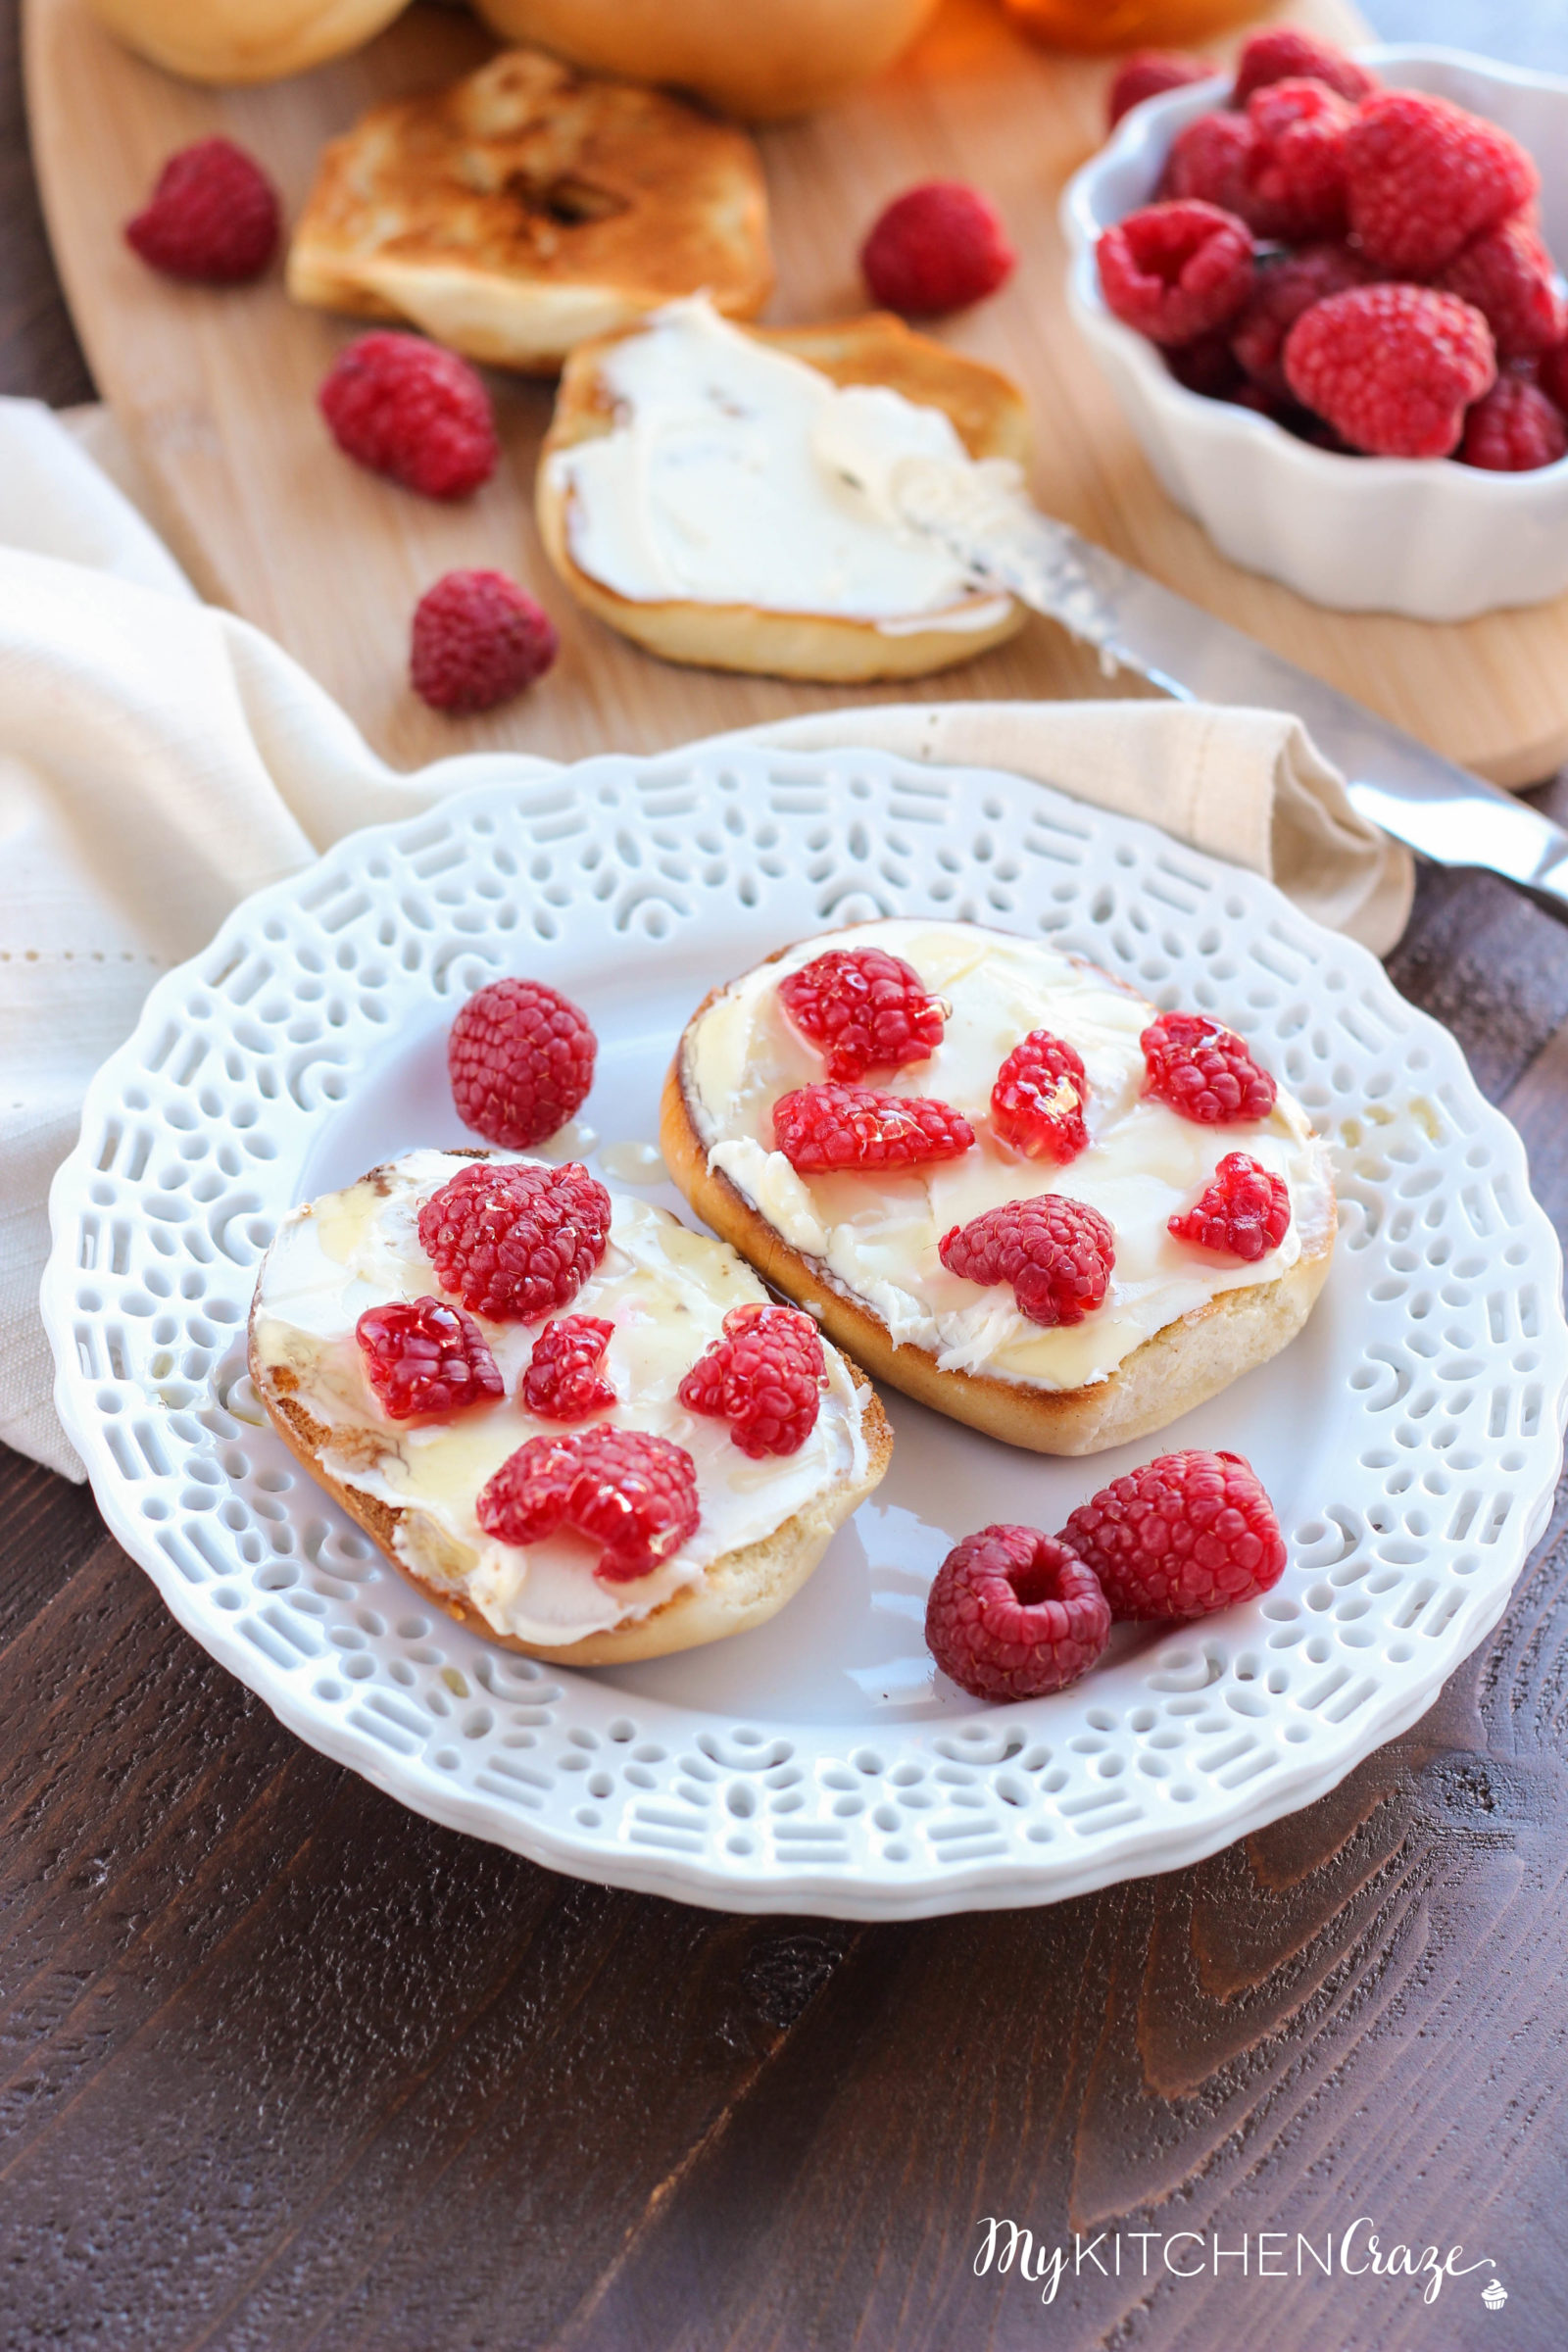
left=831, top=438, right=1568, bottom=920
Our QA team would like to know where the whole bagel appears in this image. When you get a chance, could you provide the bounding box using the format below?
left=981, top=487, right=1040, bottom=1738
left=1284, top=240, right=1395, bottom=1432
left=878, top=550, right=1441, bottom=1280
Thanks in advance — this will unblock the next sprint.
left=469, top=0, right=943, bottom=119
left=85, top=0, right=410, bottom=83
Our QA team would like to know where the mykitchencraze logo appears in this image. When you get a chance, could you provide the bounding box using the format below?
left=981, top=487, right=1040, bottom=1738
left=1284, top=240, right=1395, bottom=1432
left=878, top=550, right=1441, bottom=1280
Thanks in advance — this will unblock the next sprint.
left=975, top=2219, right=1500, bottom=2310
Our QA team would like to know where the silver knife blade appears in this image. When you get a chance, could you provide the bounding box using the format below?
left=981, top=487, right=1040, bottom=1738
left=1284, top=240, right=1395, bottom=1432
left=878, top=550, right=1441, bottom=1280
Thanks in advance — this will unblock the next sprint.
left=890, top=458, right=1568, bottom=919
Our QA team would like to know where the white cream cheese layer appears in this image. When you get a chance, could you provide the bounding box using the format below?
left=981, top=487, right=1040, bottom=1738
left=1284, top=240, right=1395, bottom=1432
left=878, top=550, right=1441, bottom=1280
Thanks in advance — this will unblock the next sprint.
left=545, top=297, right=1014, bottom=634
left=251, top=1149, right=868, bottom=1647
left=683, top=920, right=1334, bottom=1394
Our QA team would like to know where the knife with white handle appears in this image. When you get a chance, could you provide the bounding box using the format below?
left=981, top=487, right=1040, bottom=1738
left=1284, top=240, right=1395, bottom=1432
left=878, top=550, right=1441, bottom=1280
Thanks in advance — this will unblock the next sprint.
left=817, top=419, right=1568, bottom=920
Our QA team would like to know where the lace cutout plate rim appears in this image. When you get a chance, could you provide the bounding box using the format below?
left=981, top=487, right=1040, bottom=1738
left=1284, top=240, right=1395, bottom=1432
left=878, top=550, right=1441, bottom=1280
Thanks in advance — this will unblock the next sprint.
left=42, top=746, right=1568, bottom=1922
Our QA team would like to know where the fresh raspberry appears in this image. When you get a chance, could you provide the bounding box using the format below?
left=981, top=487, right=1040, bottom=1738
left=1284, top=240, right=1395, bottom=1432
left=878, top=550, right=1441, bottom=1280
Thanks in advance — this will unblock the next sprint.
left=678, top=1303, right=825, bottom=1458
left=355, top=1296, right=504, bottom=1421
left=1142, top=1010, right=1277, bottom=1124
left=318, top=331, right=499, bottom=499
left=521, top=1315, right=615, bottom=1421
left=1164, top=110, right=1257, bottom=220
left=411, top=570, right=558, bottom=714
left=778, top=947, right=945, bottom=1084
left=1230, top=241, right=1374, bottom=397
left=939, top=1194, right=1114, bottom=1327
left=1232, top=26, right=1377, bottom=108
left=859, top=181, right=1015, bottom=317
left=771, top=1085, right=974, bottom=1175
left=123, top=138, right=279, bottom=284
left=1097, top=200, right=1254, bottom=346
left=990, top=1030, right=1089, bottom=1163
left=1458, top=375, right=1568, bottom=471
left=924, top=1525, right=1110, bottom=1702
left=417, top=1160, right=612, bottom=1322
left=1168, top=1152, right=1291, bottom=1260
left=1241, top=78, right=1352, bottom=241
left=1107, top=51, right=1212, bottom=131
left=1436, top=217, right=1568, bottom=361
left=1540, top=339, right=1568, bottom=413
left=1345, top=91, right=1538, bottom=276
left=1166, top=329, right=1245, bottom=400
left=476, top=1425, right=699, bottom=1583
left=1284, top=283, right=1495, bottom=458
left=449, top=977, right=595, bottom=1150
left=1061, top=1449, right=1286, bottom=1620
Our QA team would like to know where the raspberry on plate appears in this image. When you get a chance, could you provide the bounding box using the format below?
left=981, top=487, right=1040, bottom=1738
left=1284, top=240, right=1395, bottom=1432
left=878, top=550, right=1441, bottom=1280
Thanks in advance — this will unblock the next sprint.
left=520, top=1315, right=616, bottom=1421
left=990, top=1030, right=1089, bottom=1163
left=1459, top=376, right=1568, bottom=472
left=678, top=1302, right=825, bottom=1458
left=318, top=330, right=499, bottom=500
left=1230, top=241, right=1374, bottom=397
left=1168, top=1152, right=1291, bottom=1261
left=1242, top=77, right=1353, bottom=242
left=1107, top=51, right=1212, bottom=131
left=476, top=1424, right=700, bottom=1583
left=778, top=947, right=945, bottom=1084
left=356, top=1296, right=504, bottom=1421
left=771, top=1085, right=974, bottom=1175
left=449, top=976, right=595, bottom=1150
left=1061, top=1448, right=1286, bottom=1619
left=1097, top=200, right=1255, bottom=347
left=939, top=1194, right=1114, bottom=1327
left=1284, top=284, right=1496, bottom=460
left=1437, top=218, right=1568, bottom=362
left=925, top=1525, right=1111, bottom=1702
left=1141, top=1010, right=1277, bottom=1124
left=859, top=181, right=1015, bottom=317
left=1232, top=26, right=1377, bottom=108
left=417, top=1159, right=612, bottom=1321
left=1345, top=90, right=1538, bottom=276
left=123, top=138, right=280, bottom=284
left=411, top=570, right=559, bottom=715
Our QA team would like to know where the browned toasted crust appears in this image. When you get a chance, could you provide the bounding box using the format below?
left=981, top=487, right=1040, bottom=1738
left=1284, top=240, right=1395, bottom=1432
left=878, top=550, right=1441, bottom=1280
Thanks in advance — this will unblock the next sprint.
left=658, top=955, right=1338, bottom=1457
left=286, top=48, right=773, bottom=370
left=536, top=313, right=1032, bottom=680
left=247, top=1278, right=892, bottom=1668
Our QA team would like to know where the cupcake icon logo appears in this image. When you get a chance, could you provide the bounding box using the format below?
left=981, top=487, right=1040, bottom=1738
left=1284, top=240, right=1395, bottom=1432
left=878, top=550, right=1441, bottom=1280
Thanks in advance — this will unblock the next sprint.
left=1483, top=2279, right=1508, bottom=2311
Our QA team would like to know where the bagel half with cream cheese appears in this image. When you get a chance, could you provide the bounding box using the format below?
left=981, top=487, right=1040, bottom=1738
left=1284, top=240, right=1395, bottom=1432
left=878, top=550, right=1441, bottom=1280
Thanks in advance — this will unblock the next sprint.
left=536, top=300, right=1031, bottom=681
left=661, top=920, right=1337, bottom=1456
left=248, top=1150, right=891, bottom=1665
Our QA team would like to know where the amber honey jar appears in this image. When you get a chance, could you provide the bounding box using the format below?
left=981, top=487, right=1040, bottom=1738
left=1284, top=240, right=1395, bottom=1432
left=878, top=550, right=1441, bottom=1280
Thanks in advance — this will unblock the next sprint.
left=1001, top=0, right=1263, bottom=51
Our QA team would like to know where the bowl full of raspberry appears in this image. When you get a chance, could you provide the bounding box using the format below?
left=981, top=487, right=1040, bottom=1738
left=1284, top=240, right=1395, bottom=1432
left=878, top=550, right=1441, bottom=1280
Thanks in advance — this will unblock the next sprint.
left=1062, top=29, right=1568, bottom=619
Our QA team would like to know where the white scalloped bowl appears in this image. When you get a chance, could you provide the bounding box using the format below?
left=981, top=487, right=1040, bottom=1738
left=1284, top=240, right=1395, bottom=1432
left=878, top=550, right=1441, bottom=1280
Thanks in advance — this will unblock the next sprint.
left=1061, top=46, right=1568, bottom=621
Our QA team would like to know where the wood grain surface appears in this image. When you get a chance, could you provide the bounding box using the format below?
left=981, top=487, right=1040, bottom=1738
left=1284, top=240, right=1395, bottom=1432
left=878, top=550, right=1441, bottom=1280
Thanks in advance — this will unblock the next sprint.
left=29, top=0, right=1568, bottom=791
left=8, top=2, right=1568, bottom=2347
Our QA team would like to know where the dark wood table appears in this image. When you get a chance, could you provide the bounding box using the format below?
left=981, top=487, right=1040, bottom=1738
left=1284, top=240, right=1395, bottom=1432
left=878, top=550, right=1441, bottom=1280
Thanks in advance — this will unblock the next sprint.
left=6, top=6, right=1568, bottom=2344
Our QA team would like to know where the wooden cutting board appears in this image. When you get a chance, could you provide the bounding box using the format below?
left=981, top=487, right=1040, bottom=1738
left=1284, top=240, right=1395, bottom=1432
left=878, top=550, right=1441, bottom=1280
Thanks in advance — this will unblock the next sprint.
left=24, top=0, right=1568, bottom=786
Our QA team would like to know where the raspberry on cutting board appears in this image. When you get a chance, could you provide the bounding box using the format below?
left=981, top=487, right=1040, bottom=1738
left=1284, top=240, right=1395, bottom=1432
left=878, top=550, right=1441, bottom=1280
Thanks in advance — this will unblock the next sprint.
left=925, top=1525, right=1111, bottom=1702
left=679, top=1303, right=826, bottom=1458
left=1062, top=1449, right=1287, bottom=1620
left=1097, top=200, right=1255, bottom=347
left=477, top=1425, right=701, bottom=1583
left=859, top=181, right=1016, bottom=317
left=318, top=330, right=499, bottom=499
left=411, top=570, right=559, bottom=714
left=417, top=1159, right=612, bottom=1322
left=449, top=977, right=595, bottom=1151
left=123, top=138, right=280, bottom=284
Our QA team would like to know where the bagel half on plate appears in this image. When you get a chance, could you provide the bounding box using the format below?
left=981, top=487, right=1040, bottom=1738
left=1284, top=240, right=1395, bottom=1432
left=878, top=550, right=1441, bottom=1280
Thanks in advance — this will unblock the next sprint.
left=661, top=919, right=1337, bottom=1456
left=536, top=299, right=1031, bottom=681
left=287, top=49, right=772, bottom=369
left=248, top=1150, right=890, bottom=1665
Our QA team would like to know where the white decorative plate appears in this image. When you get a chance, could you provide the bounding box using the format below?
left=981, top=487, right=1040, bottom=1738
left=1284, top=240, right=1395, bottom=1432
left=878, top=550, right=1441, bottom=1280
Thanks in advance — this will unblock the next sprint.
left=43, top=748, right=1568, bottom=1920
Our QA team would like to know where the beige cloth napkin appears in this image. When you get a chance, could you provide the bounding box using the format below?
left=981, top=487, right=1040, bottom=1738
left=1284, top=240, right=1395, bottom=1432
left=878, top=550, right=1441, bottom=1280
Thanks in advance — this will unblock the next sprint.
left=0, top=397, right=1412, bottom=1480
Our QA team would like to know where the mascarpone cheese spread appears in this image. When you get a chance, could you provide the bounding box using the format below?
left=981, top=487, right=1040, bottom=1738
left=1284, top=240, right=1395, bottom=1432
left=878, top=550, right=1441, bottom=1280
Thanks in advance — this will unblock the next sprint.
left=251, top=1150, right=870, bottom=1647
left=682, top=921, right=1334, bottom=1395
left=545, top=298, right=1014, bottom=634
